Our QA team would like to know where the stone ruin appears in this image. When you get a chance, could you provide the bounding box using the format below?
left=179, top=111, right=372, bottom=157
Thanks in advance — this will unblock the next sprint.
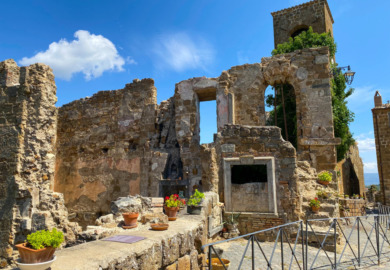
left=0, top=0, right=366, bottom=267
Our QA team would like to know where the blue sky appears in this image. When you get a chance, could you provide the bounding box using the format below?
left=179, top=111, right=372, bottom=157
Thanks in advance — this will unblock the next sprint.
left=1, top=0, right=388, bottom=175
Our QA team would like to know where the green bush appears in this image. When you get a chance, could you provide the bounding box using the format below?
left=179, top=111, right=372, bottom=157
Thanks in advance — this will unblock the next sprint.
left=271, top=27, right=336, bottom=57
left=318, top=171, right=333, bottom=183
left=27, top=228, right=64, bottom=250
left=187, top=189, right=205, bottom=207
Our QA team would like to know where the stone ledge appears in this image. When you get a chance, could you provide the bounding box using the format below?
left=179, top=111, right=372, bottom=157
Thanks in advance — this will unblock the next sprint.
left=47, top=214, right=204, bottom=270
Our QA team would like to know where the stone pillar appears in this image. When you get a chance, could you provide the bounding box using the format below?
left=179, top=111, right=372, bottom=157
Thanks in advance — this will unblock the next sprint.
left=375, top=91, right=382, bottom=108
left=0, top=59, right=77, bottom=267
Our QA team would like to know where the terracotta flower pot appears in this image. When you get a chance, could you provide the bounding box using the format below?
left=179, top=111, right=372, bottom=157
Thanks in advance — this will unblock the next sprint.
left=122, top=212, right=139, bottom=229
left=311, top=206, right=320, bottom=213
left=164, top=206, right=179, bottom=221
left=150, top=223, right=169, bottom=231
left=318, top=180, right=330, bottom=186
left=16, top=243, right=56, bottom=264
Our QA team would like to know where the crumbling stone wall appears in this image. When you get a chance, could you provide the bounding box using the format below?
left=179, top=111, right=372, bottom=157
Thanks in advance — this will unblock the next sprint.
left=215, top=125, right=300, bottom=230
left=217, top=47, right=340, bottom=171
left=0, top=60, right=79, bottom=267
left=55, top=79, right=173, bottom=227
left=336, top=143, right=365, bottom=196
left=372, top=95, right=390, bottom=204
left=271, top=0, right=334, bottom=47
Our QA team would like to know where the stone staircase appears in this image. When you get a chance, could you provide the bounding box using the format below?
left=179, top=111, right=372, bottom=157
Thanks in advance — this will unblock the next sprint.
left=296, top=161, right=339, bottom=227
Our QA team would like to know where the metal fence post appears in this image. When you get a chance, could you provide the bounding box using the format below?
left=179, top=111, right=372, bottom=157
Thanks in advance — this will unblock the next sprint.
left=305, top=220, right=308, bottom=270
left=376, top=215, right=380, bottom=265
left=208, top=246, right=212, bottom=270
left=252, top=235, right=255, bottom=270
left=281, top=228, right=284, bottom=270
left=357, top=217, right=360, bottom=267
left=334, top=219, right=337, bottom=270
left=301, top=221, right=305, bottom=270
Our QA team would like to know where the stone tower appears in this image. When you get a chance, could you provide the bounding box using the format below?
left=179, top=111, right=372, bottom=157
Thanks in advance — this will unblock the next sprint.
left=271, top=0, right=334, bottom=48
left=372, top=91, right=390, bottom=204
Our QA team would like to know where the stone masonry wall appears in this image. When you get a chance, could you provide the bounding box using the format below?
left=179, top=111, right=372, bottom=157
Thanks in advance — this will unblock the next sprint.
left=218, top=47, right=340, bottom=171
left=272, top=0, right=334, bottom=47
left=372, top=104, right=390, bottom=204
left=216, top=125, right=300, bottom=229
left=336, top=143, right=365, bottom=196
left=0, top=60, right=79, bottom=267
left=55, top=79, right=172, bottom=227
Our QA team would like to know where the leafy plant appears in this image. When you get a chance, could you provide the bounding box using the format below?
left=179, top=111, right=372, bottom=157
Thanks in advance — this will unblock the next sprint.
left=224, top=212, right=241, bottom=225
left=369, top=185, right=378, bottom=192
left=272, top=27, right=336, bottom=57
left=331, top=68, right=355, bottom=161
left=187, top=189, right=205, bottom=207
left=26, top=229, right=64, bottom=250
left=318, top=171, right=332, bottom=183
left=165, top=194, right=185, bottom=208
left=344, top=194, right=349, bottom=199
left=309, top=198, right=321, bottom=208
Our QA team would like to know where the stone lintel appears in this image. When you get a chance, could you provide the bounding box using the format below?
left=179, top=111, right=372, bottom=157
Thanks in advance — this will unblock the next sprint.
left=299, top=137, right=341, bottom=146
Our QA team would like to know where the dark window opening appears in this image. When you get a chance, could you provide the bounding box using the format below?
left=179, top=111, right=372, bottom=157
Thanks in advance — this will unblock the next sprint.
left=291, top=27, right=309, bottom=39
left=102, top=148, right=109, bottom=154
left=231, top=165, right=267, bottom=184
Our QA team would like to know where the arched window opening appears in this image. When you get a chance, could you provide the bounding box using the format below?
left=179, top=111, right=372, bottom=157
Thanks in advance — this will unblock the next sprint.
left=265, top=84, right=297, bottom=148
left=291, top=27, right=309, bottom=39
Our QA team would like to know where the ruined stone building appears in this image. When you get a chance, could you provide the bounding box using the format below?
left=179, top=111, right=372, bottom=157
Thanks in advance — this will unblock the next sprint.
left=372, top=91, right=390, bottom=204
left=0, top=0, right=365, bottom=266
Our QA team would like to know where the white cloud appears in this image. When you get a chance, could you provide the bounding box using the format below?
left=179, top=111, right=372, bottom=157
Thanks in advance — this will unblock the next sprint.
left=19, top=30, right=130, bottom=80
left=347, top=85, right=376, bottom=112
left=152, top=32, right=214, bottom=72
left=364, top=162, right=378, bottom=173
left=356, top=137, right=376, bottom=152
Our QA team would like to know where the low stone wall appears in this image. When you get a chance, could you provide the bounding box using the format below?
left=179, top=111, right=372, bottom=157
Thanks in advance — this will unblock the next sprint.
left=229, top=212, right=284, bottom=240
left=7, top=192, right=222, bottom=270
left=340, top=199, right=365, bottom=217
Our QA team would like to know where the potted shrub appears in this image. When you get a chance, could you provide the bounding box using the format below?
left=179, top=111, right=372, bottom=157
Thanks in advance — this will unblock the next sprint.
left=309, top=198, right=321, bottom=213
left=187, top=189, right=205, bottom=215
left=223, top=212, right=241, bottom=232
left=164, top=194, right=185, bottom=221
left=16, top=228, right=64, bottom=264
left=122, top=212, right=139, bottom=229
left=317, top=171, right=332, bottom=186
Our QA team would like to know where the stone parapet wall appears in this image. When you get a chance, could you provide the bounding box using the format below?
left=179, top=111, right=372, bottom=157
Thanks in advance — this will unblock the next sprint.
left=48, top=192, right=222, bottom=270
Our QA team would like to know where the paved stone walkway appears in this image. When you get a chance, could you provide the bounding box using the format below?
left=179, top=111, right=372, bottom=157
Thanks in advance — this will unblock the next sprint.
left=209, top=217, right=390, bottom=269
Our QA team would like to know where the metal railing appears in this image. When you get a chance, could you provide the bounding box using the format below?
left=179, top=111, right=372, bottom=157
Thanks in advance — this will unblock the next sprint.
left=202, top=214, right=390, bottom=270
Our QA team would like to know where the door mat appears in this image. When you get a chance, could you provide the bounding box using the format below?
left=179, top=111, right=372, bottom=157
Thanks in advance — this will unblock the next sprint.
left=102, top=235, right=146, bottom=244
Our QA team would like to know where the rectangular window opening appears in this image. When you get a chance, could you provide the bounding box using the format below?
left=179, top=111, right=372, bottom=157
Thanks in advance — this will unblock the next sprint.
left=231, top=164, right=267, bottom=184
left=200, top=100, right=217, bottom=144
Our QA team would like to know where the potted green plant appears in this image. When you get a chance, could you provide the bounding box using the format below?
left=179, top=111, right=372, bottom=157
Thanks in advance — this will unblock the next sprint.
left=309, top=198, right=321, bottom=213
left=15, top=228, right=64, bottom=265
left=187, top=189, right=205, bottom=215
left=164, top=194, right=185, bottom=221
left=317, top=171, right=332, bottom=186
left=223, top=212, right=241, bottom=232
